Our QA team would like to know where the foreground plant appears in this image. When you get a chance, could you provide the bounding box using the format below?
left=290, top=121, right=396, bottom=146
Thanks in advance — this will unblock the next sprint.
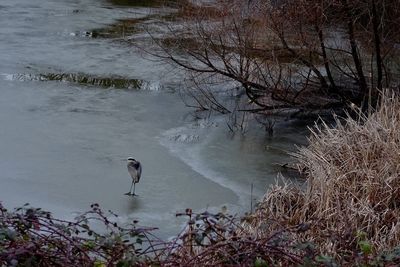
left=158, top=209, right=308, bottom=266
left=1, top=201, right=399, bottom=266
left=154, top=206, right=400, bottom=266
left=0, top=203, right=159, bottom=266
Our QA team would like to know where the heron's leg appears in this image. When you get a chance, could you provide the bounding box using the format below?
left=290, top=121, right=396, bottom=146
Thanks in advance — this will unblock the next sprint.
left=132, top=183, right=136, bottom=196
left=125, top=180, right=134, bottom=195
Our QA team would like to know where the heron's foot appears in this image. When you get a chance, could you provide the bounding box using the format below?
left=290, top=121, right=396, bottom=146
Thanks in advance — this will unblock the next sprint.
left=124, top=192, right=139, bottom=197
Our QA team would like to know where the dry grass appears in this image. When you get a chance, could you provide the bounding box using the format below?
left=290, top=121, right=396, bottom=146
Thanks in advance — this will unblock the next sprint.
left=247, top=91, right=400, bottom=259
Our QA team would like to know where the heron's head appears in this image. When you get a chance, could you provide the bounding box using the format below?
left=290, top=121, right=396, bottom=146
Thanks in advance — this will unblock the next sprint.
left=127, top=157, right=136, bottom=162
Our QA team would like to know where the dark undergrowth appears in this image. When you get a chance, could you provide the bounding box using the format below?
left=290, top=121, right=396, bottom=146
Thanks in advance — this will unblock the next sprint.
left=0, top=203, right=399, bottom=266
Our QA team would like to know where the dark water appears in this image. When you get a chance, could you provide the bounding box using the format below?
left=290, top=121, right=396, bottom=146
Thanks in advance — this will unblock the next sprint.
left=0, top=0, right=307, bottom=238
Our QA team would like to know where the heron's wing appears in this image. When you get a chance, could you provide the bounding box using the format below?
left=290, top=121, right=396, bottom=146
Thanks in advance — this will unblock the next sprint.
left=127, top=162, right=141, bottom=183
left=137, top=164, right=142, bottom=180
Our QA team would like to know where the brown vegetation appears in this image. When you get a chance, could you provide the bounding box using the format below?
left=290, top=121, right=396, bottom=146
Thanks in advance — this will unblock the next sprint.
left=245, top=91, right=400, bottom=262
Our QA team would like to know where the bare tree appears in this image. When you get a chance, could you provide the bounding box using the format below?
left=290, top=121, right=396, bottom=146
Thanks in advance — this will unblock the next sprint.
left=146, top=0, right=400, bottom=118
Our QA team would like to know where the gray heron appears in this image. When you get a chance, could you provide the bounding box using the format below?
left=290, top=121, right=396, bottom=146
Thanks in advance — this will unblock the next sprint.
left=125, top=158, right=142, bottom=196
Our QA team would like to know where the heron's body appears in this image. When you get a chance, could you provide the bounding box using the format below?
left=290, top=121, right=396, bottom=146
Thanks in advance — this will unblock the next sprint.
left=126, top=158, right=142, bottom=196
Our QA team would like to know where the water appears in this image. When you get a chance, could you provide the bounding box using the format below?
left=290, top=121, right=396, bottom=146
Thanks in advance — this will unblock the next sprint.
left=0, top=0, right=307, bottom=238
